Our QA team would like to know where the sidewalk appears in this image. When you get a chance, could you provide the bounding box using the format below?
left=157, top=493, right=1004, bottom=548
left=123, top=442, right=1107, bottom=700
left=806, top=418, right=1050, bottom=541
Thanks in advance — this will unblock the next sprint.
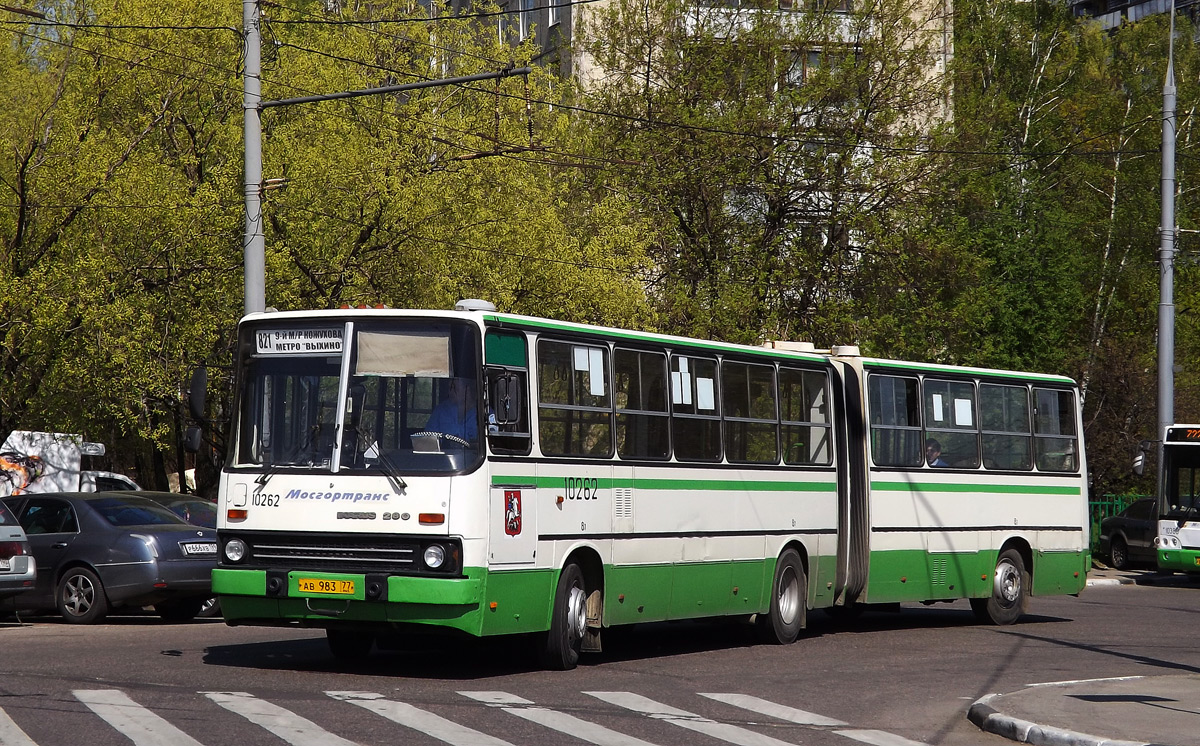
left=968, top=567, right=1200, bottom=746
left=969, top=674, right=1199, bottom=746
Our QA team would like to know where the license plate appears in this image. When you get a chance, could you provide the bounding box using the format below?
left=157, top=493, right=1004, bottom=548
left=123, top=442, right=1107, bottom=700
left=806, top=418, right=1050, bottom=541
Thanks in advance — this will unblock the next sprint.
left=298, top=578, right=355, bottom=595
left=181, top=542, right=217, bottom=556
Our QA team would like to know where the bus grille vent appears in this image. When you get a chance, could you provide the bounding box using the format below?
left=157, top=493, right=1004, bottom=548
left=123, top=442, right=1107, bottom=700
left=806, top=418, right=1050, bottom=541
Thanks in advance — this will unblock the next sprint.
left=931, top=557, right=948, bottom=586
left=235, top=533, right=420, bottom=574
left=614, top=488, right=634, bottom=519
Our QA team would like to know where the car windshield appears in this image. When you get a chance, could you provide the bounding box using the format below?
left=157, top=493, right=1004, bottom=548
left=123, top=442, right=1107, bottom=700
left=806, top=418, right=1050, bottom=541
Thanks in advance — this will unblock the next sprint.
left=0, top=502, right=14, bottom=525
left=90, top=497, right=188, bottom=527
left=232, top=318, right=483, bottom=475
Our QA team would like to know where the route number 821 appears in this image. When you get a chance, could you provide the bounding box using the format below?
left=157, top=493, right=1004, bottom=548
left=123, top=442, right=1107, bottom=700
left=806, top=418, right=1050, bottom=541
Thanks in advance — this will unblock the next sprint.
left=563, top=476, right=600, bottom=500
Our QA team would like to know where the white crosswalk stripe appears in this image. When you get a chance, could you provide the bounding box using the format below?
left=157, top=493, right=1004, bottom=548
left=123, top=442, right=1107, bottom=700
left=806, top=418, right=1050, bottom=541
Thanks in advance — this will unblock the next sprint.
left=700, top=693, right=848, bottom=727
left=203, top=691, right=360, bottom=746
left=460, top=690, right=661, bottom=746
left=0, top=706, right=38, bottom=746
left=73, top=690, right=205, bottom=746
left=585, top=691, right=800, bottom=746
left=328, top=691, right=515, bottom=746
left=832, top=729, right=929, bottom=746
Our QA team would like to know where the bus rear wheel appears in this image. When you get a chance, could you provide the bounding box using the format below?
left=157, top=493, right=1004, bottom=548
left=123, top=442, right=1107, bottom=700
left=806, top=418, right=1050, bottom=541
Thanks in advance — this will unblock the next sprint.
left=971, top=548, right=1029, bottom=625
left=756, top=549, right=806, bottom=644
left=540, top=563, right=588, bottom=670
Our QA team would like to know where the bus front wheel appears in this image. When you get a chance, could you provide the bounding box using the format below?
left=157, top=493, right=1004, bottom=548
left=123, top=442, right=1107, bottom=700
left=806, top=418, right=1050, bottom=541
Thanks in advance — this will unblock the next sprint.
left=756, top=549, right=806, bottom=644
left=971, top=548, right=1029, bottom=625
left=540, top=563, right=588, bottom=670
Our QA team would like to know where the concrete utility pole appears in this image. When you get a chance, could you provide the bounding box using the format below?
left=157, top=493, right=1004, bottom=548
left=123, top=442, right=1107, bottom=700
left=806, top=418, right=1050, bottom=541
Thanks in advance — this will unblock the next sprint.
left=243, top=0, right=266, bottom=316
left=1160, top=4, right=1177, bottom=448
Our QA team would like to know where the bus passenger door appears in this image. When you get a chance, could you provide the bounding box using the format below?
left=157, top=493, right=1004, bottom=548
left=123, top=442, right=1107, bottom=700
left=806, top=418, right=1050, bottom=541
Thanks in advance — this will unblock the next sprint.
left=490, top=482, right=536, bottom=565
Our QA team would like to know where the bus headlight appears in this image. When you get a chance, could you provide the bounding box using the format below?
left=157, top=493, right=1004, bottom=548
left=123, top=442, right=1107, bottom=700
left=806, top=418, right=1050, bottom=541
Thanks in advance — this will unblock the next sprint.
left=224, top=538, right=247, bottom=563
left=423, top=544, right=446, bottom=570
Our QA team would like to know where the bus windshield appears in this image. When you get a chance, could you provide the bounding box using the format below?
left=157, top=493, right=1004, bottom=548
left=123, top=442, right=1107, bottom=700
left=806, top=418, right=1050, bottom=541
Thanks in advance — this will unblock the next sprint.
left=1164, top=446, right=1200, bottom=520
left=233, top=319, right=483, bottom=474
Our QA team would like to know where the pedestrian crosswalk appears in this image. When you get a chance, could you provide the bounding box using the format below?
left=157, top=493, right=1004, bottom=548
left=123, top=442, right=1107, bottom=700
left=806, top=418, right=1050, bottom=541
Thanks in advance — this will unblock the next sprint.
left=0, top=688, right=929, bottom=746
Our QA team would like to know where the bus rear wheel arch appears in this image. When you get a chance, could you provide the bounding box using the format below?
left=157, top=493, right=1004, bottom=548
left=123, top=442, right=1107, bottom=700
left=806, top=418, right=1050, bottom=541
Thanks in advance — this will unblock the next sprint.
left=971, top=546, right=1030, bottom=626
left=755, top=548, right=807, bottom=644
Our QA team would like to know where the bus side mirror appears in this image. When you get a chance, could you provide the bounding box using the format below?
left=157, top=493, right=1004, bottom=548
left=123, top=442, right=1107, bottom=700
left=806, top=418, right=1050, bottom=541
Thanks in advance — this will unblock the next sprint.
left=184, top=426, right=202, bottom=453
left=491, top=373, right=523, bottom=426
left=1133, top=439, right=1152, bottom=476
left=188, top=367, right=208, bottom=422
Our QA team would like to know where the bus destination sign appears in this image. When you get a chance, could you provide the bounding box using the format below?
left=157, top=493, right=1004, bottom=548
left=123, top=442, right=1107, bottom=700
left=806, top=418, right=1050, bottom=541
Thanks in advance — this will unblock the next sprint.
left=1166, top=427, right=1200, bottom=443
left=256, top=328, right=344, bottom=355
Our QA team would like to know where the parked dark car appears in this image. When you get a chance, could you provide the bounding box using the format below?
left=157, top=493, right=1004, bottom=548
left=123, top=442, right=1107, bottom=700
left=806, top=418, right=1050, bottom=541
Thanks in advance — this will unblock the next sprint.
left=0, top=500, right=35, bottom=600
left=0, top=492, right=216, bottom=623
left=1098, top=497, right=1158, bottom=570
left=129, top=491, right=220, bottom=618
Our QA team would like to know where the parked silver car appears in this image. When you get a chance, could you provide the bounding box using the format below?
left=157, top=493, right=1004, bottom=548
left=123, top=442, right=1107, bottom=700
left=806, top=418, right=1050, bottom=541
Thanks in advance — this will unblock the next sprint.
left=1, top=492, right=215, bottom=623
left=0, top=500, right=35, bottom=600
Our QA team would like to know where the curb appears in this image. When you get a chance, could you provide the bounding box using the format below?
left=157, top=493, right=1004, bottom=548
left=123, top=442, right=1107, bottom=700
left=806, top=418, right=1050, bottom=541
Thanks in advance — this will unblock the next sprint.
left=967, top=694, right=1166, bottom=746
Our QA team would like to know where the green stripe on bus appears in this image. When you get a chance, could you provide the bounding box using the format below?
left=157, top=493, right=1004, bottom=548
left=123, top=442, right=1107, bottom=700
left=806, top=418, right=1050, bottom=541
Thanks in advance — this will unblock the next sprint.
left=871, top=481, right=1081, bottom=495
left=483, top=315, right=826, bottom=362
left=863, top=359, right=1075, bottom=383
left=493, top=475, right=837, bottom=492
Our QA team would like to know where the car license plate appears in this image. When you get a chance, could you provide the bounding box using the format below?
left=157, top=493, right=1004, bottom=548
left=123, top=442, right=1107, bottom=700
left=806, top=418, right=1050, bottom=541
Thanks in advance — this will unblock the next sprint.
left=298, top=578, right=355, bottom=595
left=181, top=542, right=217, bottom=556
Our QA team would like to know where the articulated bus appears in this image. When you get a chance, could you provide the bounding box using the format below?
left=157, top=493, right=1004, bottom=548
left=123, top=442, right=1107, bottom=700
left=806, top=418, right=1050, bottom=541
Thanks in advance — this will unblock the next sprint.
left=197, top=301, right=1089, bottom=668
left=1154, top=425, right=1200, bottom=572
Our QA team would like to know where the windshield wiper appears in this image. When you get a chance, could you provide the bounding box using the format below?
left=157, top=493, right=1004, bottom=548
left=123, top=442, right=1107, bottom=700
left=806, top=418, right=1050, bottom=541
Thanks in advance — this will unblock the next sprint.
left=374, top=450, right=408, bottom=493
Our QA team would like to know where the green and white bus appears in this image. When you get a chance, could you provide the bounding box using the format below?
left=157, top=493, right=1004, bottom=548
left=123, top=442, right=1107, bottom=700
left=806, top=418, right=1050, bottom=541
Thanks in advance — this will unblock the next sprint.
left=198, top=301, right=1089, bottom=668
left=1153, top=425, right=1200, bottom=572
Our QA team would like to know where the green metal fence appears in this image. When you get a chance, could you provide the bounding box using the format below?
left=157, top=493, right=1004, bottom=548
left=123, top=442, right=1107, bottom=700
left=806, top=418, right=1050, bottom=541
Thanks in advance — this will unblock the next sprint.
left=1088, top=493, right=1147, bottom=554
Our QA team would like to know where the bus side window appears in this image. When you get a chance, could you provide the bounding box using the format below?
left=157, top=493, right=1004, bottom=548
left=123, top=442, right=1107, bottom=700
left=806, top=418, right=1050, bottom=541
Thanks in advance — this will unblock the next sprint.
left=980, top=383, right=1032, bottom=470
left=1033, top=388, right=1078, bottom=472
left=923, top=378, right=979, bottom=468
left=868, top=374, right=922, bottom=467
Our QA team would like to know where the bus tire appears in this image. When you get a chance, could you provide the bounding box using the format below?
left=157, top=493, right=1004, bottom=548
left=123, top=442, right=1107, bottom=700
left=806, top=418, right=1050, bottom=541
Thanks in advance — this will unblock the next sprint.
left=540, top=563, right=587, bottom=670
left=327, top=628, right=374, bottom=660
left=756, top=549, right=806, bottom=644
left=971, top=548, right=1029, bottom=625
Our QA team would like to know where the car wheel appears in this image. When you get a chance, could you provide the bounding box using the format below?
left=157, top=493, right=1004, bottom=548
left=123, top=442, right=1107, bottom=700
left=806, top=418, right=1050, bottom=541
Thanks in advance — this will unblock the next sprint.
left=970, top=548, right=1029, bottom=626
left=755, top=549, right=806, bottom=644
left=197, top=596, right=222, bottom=618
left=1110, top=537, right=1130, bottom=570
left=154, top=597, right=205, bottom=622
left=327, top=628, right=374, bottom=660
left=56, top=567, right=109, bottom=624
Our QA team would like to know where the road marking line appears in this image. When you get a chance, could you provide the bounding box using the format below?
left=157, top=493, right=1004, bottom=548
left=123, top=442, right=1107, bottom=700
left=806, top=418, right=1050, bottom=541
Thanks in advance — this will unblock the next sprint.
left=73, top=690, right=205, bottom=746
left=327, top=691, right=514, bottom=746
left=0, top=707, right=38, bottom=746
left=585, top=692, right=797, bottom=746
left=203, top=691, right=359, bottom=746
left=700, top=693, right=848, bottom=726
left=834, top=729, right=928, bottom=746
left=461, top=691, right=660, bottom=746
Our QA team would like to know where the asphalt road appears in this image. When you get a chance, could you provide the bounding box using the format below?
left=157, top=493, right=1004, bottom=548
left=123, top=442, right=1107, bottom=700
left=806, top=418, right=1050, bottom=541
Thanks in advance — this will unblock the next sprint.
left=0, top=573, right=1195, bottom=746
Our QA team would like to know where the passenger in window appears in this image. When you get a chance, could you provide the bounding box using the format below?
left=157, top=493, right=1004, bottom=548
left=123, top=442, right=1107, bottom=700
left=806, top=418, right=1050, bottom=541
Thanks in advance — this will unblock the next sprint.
left=425, top=378, right=478, bottom=442
left=926, top=438, right=948, bottom=467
